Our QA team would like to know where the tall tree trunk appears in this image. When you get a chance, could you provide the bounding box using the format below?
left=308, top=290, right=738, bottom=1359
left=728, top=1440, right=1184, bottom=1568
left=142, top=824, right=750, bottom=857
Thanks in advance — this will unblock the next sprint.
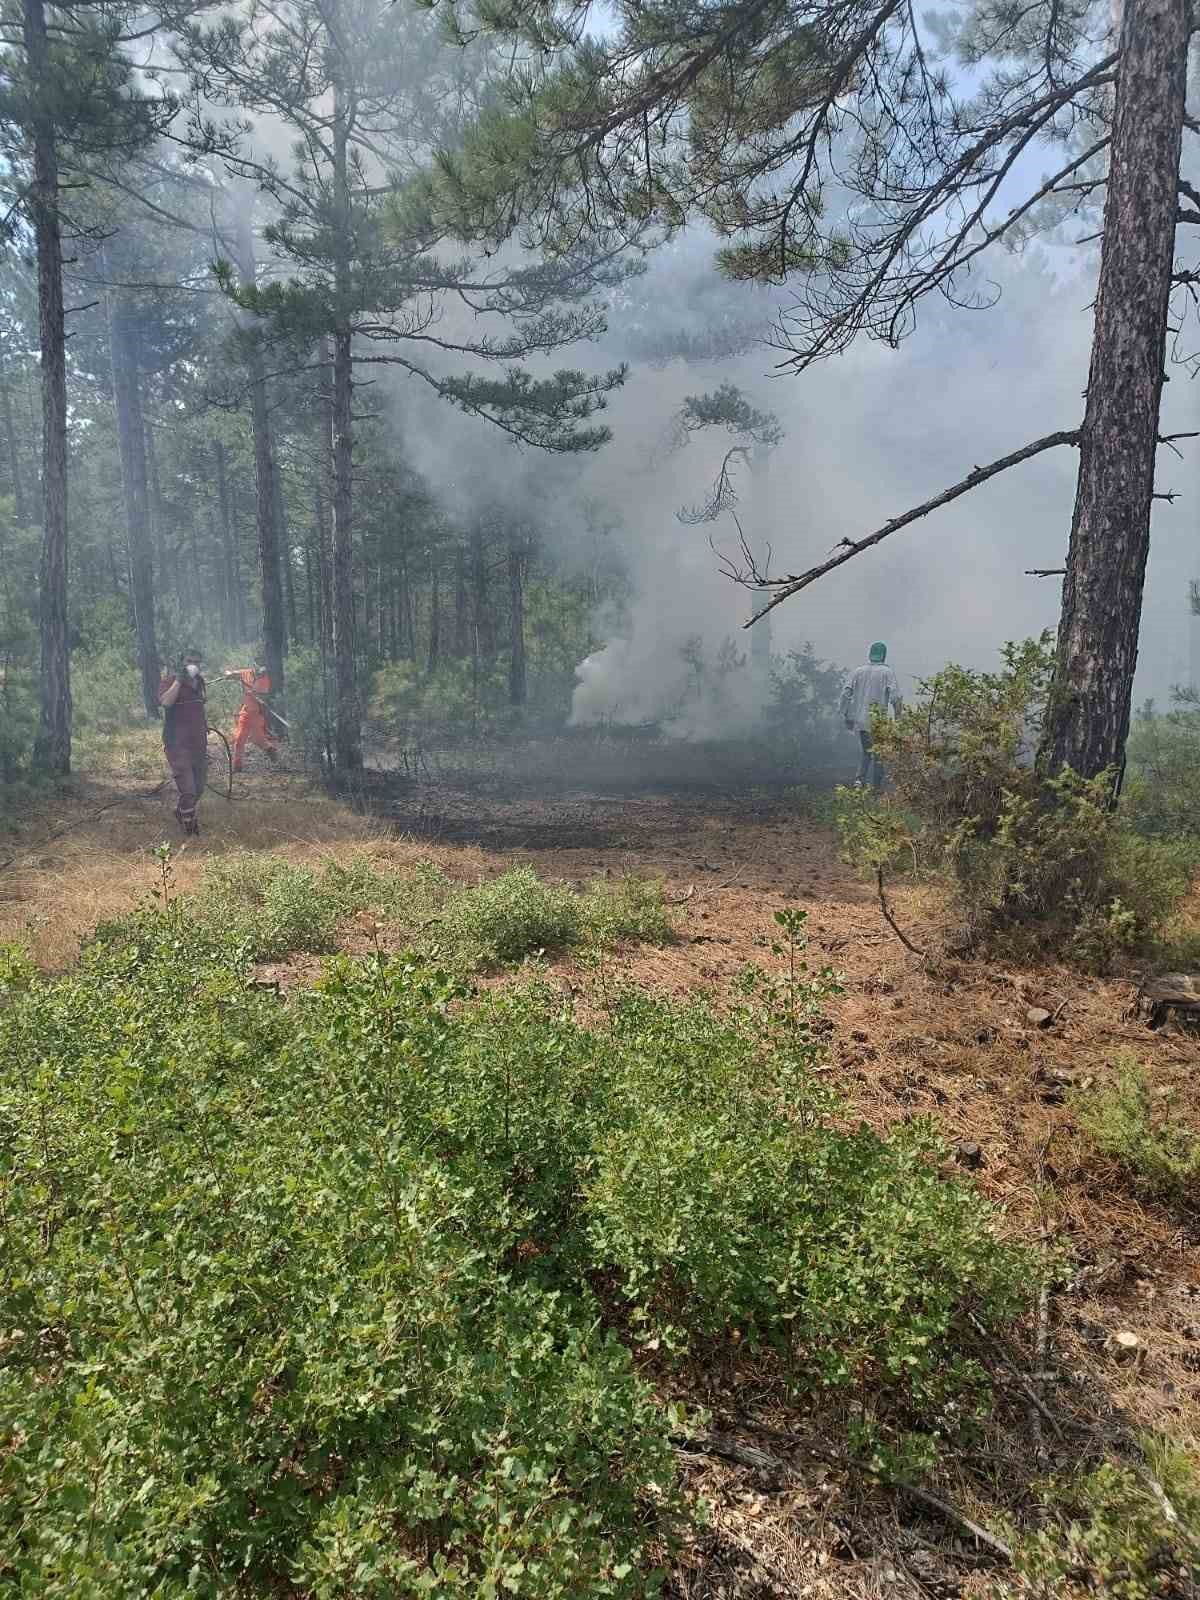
left=108, top=298, right=160, bottom=718
left=303, top=527, right=315, bottom=646
left=453, top=547, right=469, bottom=656
left=25, top=0, right=70, bottom=774
left=214, top=439, right=238, bottom=642
left=330, top=59, right=361, bottom=770
left=314, top=377, right=333, bottom=656
left=236, top=213, right=286, bottom=705
left=428, top=554, right=441, bottom=672
left=0, top=363, right=28, bottom=526
left=331, top=323, right=359, bottom=768
left=273, top=457, right=298, bottom=646
left=1039, top=0, right=1189, bottom=781
left=508, top=538, right=527, bottom=706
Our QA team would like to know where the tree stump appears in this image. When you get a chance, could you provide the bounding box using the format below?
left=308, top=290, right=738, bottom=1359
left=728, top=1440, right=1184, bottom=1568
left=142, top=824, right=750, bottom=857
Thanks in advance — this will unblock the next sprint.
left=1134, top=974, right=1200, bottom=1030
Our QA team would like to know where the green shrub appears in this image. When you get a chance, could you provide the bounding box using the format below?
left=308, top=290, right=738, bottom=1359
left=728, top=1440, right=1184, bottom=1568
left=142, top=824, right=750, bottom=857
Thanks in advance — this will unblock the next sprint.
left=92, top=855, right=674, bottom=974
left=581, top=875, right=676, bottom=949
left=191, top=854, right=344, bottom=958
left=1125, top=695, right=1200, bottom=843
left=1014, top=1458, right=1200, bottom=1599
left=0, top=904, right=1039, bottom=1596
left=438, top=866, right=581, bottom=965
left=1072, top=1057, right=1200, bottom=1199
left=849, top=638, right=1195, bottom=968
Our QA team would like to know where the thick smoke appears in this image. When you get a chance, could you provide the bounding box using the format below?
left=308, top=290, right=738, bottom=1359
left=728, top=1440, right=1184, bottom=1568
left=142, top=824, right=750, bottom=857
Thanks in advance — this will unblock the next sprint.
left=565, top=236, right=1199, bottom=730
left=389, top=223, right=1199, bottom=735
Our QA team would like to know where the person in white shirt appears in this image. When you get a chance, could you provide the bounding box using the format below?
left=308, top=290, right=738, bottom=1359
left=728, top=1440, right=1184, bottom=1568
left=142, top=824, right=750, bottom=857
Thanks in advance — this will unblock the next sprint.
left=839, top=642, right=903, bottom=791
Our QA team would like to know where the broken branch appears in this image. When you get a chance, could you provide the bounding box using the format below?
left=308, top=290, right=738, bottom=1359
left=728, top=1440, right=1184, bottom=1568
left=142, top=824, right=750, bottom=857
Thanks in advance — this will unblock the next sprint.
left=876, top=865, right=926, bottom=958
left=733, top=431, right=1080, bottom=626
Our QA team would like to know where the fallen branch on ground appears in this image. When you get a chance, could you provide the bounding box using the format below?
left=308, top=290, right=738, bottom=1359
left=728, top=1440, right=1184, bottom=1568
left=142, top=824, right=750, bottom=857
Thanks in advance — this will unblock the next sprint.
left=674, top=1427, right=1013, bottom=1563
left=876, top=864, right=926, bottom=958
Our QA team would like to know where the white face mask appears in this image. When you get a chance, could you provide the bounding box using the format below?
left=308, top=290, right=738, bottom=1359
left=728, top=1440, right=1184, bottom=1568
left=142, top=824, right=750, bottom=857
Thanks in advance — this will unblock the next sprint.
left=185, top=663, right=200, bottom=678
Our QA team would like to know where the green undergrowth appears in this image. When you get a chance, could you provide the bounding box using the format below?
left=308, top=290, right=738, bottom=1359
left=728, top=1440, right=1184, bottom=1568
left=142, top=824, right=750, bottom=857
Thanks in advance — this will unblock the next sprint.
left=93, top=852, right=677, bottom=971
left=1011, top=1447, right=1200, bottom=1598
left=1072, top=1057, right=1200, bottom=1202
left=836, top=638, right=1200, bottom=971
left=0, top=907, right=1037, bottom=1598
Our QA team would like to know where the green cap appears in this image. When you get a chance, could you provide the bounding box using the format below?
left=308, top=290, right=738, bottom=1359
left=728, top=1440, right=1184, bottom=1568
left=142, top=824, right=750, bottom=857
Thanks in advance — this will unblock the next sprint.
left=869, top=642, right=887, bottom=664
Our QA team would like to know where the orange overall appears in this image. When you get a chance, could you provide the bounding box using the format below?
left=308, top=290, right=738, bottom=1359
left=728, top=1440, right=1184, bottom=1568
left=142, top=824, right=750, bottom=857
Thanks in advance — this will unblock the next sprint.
left=231, top=670, right=279, bottom=770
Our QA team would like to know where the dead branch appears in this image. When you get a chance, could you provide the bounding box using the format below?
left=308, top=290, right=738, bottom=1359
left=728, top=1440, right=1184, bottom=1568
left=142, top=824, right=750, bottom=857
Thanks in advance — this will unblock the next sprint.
left=702, top=1420, right=1015, bottom=1564
left=723, top=431, right=1080, bottom=627
left=670, top=1431, right=786, bottom=1480
left=893, top=1481, right=1015, bottom=1562
left=876, top=864, right=926, bottom=958
left=1025, top=567, right=1066, bottom=577
left=1030, top=1283, right=1051, bottom=1454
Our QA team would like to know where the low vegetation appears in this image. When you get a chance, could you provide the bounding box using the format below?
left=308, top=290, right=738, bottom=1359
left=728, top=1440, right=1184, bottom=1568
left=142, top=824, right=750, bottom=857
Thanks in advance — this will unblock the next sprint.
left=1014, top=1451, right=1200, bottom=1599
left=0, top=899, right=1040, bottom=1597
left=837, top=637, right=1200, bottom=970
left=1072, top=1057, right=1200, bottom=1202
left=91, top=852, right=678, bottom=973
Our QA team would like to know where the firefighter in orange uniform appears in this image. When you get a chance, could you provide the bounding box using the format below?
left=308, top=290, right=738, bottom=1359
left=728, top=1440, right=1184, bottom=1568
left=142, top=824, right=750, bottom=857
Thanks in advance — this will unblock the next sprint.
left=224, top=662, right=279, bottom=772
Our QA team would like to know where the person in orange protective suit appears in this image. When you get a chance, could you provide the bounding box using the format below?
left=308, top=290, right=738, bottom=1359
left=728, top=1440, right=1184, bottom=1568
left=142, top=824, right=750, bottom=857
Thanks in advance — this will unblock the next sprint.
left=224, top=663, right=279, bottom=772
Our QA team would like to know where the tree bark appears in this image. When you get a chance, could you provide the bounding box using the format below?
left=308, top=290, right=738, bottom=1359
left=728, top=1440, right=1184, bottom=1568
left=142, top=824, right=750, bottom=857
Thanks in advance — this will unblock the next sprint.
left=331, top=328, right=359, bottom=766
left=1039, top=0, right=1189, bottom=780
left=108, top=297, right=160, bottom=718
left=508, top=538, right=527, bottom=706
left=314, top=370, right=333, bottom=657
left=330, top=54, right=362, bottom=770
left=25, top=0, right=70, bottom=775
left=213, top=439, right=239, bottom=642
left=273, top=456, right=298, bottom=647
left=428, top=554, right=441, bottom=671
left=235, top=213, right=286, bottom=705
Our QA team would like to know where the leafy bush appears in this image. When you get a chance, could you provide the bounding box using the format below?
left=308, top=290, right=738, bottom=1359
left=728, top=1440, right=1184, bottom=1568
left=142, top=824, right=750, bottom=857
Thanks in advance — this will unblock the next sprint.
left=849, top=638, right=1195, bottom=967
left=0, top=902, right=1038, bottom=1596
left=580, top=875, right=675, bottom=949
left=1125, top=695, right=1200, bottom=843
left=1014, top=1458, right=1200, bottom=1599
left=439, top=865, right=581, bottom=964
left=1072, top=1057, right=1200, bottom=1200
left=93, top=855, right=670, bottom=973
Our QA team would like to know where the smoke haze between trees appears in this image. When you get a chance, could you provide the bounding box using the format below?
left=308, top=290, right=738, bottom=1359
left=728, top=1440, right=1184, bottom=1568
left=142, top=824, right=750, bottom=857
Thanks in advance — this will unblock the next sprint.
left=388, top=230, right=1198, bottom=736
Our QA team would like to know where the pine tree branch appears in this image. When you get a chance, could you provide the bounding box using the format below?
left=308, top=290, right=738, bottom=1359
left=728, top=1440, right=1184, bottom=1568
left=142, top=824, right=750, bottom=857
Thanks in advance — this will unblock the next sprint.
left=724, top=430, right=1081, bottom=625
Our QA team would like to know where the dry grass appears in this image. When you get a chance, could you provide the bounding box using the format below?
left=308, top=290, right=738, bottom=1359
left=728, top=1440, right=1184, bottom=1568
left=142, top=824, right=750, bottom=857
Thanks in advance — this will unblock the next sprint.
left=0, top=734, right=492, bottom=968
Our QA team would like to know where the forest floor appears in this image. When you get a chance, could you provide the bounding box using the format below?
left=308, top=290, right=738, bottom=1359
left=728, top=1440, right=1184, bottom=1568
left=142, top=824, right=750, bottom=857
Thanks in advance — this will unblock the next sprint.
left=2, top=732, right=1198, bottom=1598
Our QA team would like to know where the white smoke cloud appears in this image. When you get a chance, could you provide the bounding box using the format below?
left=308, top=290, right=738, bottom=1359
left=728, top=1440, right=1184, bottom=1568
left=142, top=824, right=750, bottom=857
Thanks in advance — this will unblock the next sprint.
left=385, top=224, right=1199, bottom=734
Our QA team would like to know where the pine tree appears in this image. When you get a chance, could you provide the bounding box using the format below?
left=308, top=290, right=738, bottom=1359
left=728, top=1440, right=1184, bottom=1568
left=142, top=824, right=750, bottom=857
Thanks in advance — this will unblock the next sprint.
left=177, top=0, right=633, bottom=769
left=0, top=0, right=172, bottom=771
